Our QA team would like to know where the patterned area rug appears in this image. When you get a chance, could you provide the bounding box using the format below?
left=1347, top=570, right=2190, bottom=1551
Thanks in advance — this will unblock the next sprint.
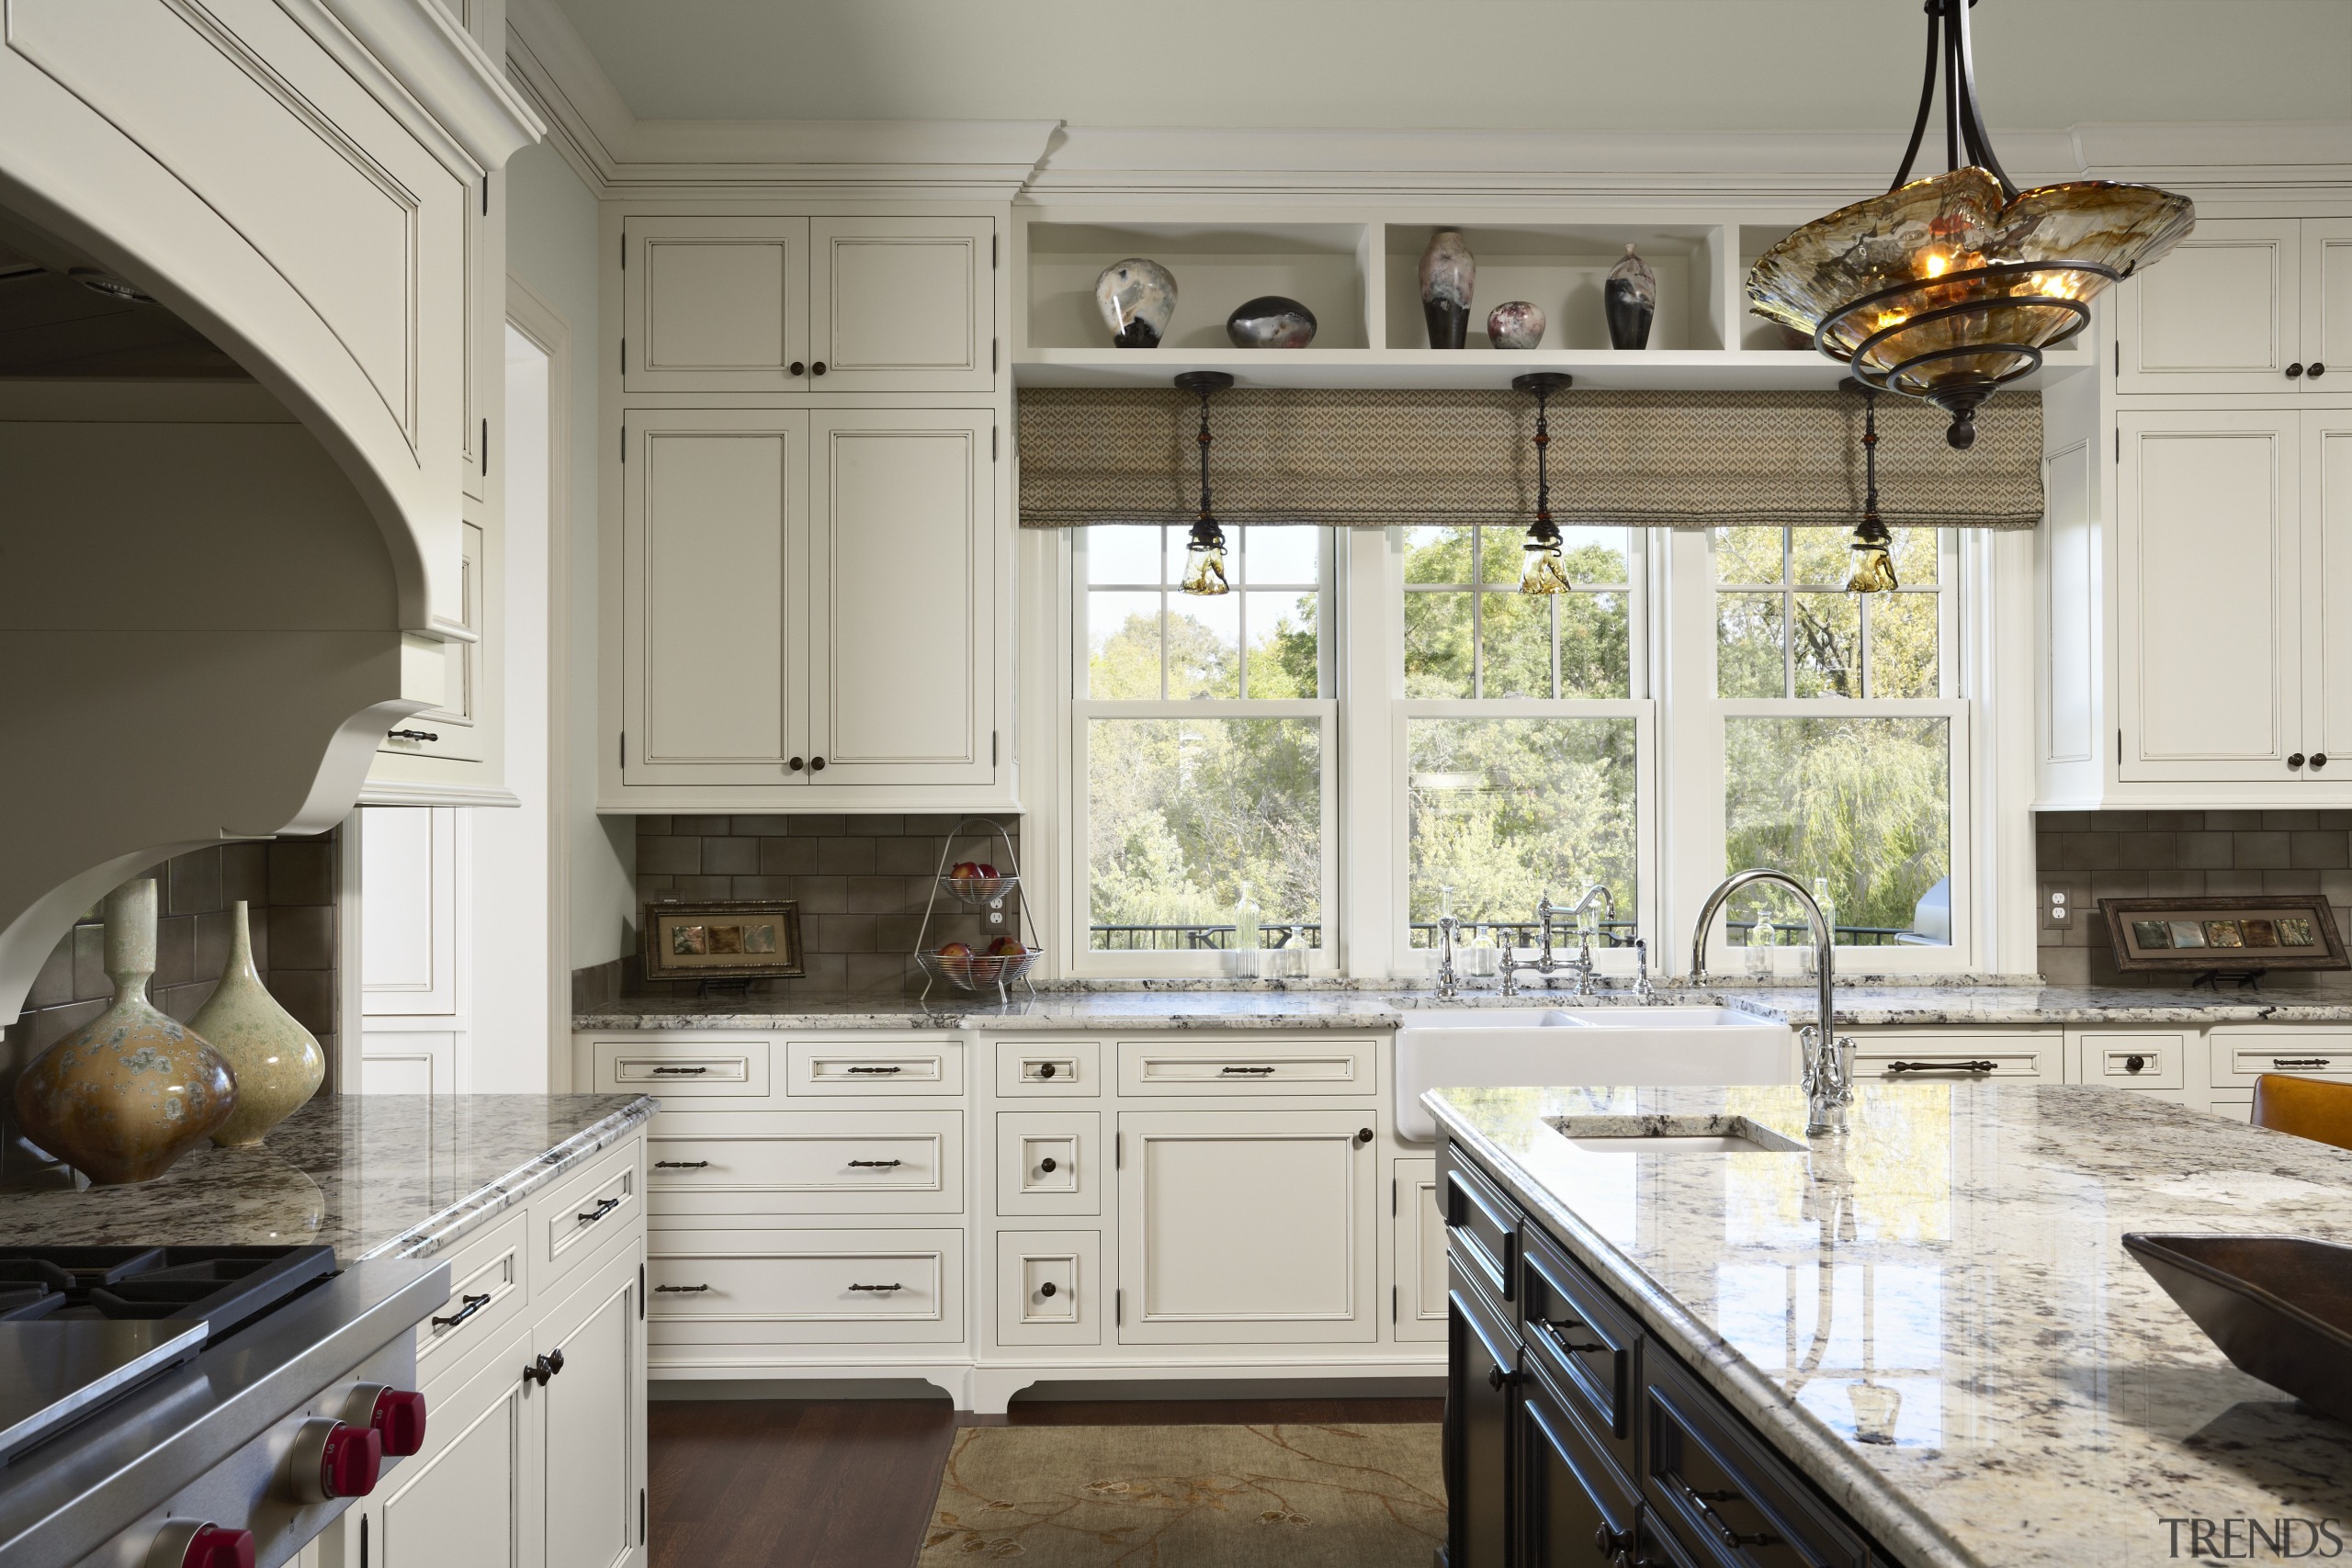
left=917, top=1423, right=1444, bottom=1565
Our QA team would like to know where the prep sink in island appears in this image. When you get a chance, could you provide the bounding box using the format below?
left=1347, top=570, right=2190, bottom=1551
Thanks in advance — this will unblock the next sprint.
left=1429, top=1081, right=2352, bottom=1568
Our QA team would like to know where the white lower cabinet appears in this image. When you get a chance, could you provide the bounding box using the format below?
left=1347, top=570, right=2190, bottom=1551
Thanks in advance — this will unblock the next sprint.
left=539, top=1243, right=647, bottom=1568
left=648, top=1226, right=966, bottom=1349
left=1848, top=1031, right=2064, bottom=1082
left=363, top=1324, right=539, bottom=1568
left=1393, top=1156, right=1445, bottom=1344
left=996, top=1230, right=1102, bottom=1347
left=1115, top=1109, right=1379, bottom=1345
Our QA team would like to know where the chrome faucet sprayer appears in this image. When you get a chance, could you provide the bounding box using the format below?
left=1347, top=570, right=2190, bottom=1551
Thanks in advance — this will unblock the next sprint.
left=1689, top=869, right=1853, bottom=1136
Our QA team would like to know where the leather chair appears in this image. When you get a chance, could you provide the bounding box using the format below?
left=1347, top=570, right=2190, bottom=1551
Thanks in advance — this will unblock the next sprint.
left=2251, top=1073, right=2352, bottom=1155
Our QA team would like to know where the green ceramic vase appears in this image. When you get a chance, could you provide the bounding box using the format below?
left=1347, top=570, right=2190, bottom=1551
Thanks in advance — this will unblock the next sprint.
left=192, top=900, right=323, bottom=1145
left=13, top=880, right=237, bottom=1184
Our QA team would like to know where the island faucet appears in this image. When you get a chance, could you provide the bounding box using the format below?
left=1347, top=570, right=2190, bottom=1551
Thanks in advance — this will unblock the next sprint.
left=1689, top=868, right=1854, bottom=1136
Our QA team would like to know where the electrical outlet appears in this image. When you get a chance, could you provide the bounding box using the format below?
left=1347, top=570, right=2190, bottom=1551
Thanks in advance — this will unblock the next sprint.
left=2043, top=885, right=2071, bottom=929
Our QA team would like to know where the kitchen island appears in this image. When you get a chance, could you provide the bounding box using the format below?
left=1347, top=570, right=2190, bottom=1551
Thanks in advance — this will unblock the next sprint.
left=1428, top=1081, right=2352, bottom=1568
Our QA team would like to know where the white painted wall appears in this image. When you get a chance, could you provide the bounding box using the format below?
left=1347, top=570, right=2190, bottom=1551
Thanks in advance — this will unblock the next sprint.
left=505, top=140, right=633, bottom=980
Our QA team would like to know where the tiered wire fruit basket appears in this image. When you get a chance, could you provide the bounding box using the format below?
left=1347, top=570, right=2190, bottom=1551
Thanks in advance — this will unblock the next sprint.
left=912, top=817, right=1042, bottom=1004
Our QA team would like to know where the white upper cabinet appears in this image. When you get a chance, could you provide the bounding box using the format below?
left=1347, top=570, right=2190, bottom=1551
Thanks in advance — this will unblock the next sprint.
left=2118, top=220, right=2352, bottom=393
left=809, top=217, right=996, bottom=392
left=623, top=215, right=993, bottom=395
left=2115, top=410, right=2352, bottom=786
left=616, top=408, right=998, bottom=801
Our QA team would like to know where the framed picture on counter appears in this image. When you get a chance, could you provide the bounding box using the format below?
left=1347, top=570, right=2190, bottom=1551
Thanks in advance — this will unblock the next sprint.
left=642, top=899, right=805, bottom=982
left=2098, top=895, right=2349, bottom=974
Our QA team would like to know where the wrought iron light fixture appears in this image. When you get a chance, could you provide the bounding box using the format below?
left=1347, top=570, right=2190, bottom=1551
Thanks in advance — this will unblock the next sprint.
left=1175, top=371, right=1235, bottom=596
left=1842, top=379, right=1897, bottom=593
left=1747, top=0, right=2193, bottom=450
left=1512, top=372, right=1574, bottom=594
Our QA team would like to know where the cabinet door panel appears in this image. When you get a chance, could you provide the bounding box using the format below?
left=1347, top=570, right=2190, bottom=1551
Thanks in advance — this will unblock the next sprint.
left=805, top=411, right=994, bottom=784
left=810, top=217, right=994, bottom=392
left=622, top=410, right=804, bottom=784
left=1521, top=1360, right=1638, bottom=1568
left=540, top=1246, right=645, bottom=1568
left=368, top=1325, right=537, bottom=1568
left=1117, top=1110, right=1375, bottom=1344
left=2119, top=220, right=2300, bottom=392
left=624, top=216, right=808, bottom=393
left=1446, top=1276, right=1516, bottom=1568
left=2306, top=413, right=2352, bottom=766
left=2303, top=219, right=2352, bottom=384
left=2118, top=413, right=2300, bottom=780
left=1394, top=1156, right=1445, bottom=1343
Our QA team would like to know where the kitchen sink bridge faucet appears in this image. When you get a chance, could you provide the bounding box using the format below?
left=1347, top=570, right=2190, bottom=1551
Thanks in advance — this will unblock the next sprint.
left=1689, top=869, right=1855, bottom=1137
left=1500, top=886, right=1618, bottom=998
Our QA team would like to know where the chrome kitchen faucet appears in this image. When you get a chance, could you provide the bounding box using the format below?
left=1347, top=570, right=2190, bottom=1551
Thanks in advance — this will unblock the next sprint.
left=1689, top=868, right=1855, bottom=1137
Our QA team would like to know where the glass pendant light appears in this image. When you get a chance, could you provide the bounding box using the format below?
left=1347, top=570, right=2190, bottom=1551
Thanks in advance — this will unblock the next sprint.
left=1512, top=372, right=1575, bottom=594
left=1175, top=371, right=1235, bottom=597
left=1747, top=0, right=2193, bottom=449
left=1843, top=379, right=1898, bottom=593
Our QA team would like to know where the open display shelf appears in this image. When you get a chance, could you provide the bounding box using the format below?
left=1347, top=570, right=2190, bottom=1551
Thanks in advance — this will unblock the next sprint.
left=1015, top=212, right=2095, bottom=391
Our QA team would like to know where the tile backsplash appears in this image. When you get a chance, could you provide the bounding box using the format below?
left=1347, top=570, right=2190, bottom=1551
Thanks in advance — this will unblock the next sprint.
left=583, top=815, right=1025, bottom=1001
left=2036, top=809, right=2352, bottom=987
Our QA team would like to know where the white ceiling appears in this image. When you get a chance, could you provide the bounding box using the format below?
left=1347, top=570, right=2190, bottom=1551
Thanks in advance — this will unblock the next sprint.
left=548, top=0, right=2352, bottom=133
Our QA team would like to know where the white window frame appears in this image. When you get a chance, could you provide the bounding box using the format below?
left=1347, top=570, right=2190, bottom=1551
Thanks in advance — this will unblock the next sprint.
left=1065, top=525, right=1343, bottom=978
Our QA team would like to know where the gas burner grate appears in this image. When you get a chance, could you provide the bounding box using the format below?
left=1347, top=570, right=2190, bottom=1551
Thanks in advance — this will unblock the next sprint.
left=0, top=1247, right=336, bottom=1340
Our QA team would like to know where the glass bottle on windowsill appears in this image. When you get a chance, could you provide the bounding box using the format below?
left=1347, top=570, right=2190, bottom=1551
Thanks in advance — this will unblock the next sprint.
left=1748, top=917, right=1777, bottom=980
left=1233, top=881, right=1262, bottom=977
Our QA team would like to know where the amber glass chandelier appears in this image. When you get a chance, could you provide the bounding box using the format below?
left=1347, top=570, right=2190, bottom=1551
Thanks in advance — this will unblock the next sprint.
left=1747, top=0, right=2194, bottom=449
left=1512, top=372, right=1574, bottom=594
left=1174, top=371, right=1234, bottom=596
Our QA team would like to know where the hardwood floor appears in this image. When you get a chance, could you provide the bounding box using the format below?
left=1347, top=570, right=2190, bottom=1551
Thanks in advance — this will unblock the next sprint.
left=649, top=1395, right=1443, bottom=1568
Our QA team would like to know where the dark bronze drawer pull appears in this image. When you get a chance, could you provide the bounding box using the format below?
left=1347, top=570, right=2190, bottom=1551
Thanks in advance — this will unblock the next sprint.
left=1542, top=1320, right=1607, bottom=1355
left=576, top=1196, right=623, bottom=1226
left=650, top=1066, right=708, bottom=1076
left=387, top=728, right=440, bottom=742
left=846, top=1065, right=904, bottom=1075
left=1035, top=1062, right=1058, bottom=1079
left=1220, top=1066, right=1276, bottom=1076
left=1038, top=1156, right=1057, bottom=1173
left=654, top=1159, right=710, bottom=1169
left=847, top=1158, right=903, bottom=1168
left=431, top=1292, right=492, bottom=1329
left=848, top=1282, right=902, bottom=1292
left=653, top=1283, right=709, bottom=1293
left=1690, top=1488, right=1780, bottom=1550
left=1884, top=1059, right=1996, bottom=1074
left=2272, top=1057, right=2334, bottom=1068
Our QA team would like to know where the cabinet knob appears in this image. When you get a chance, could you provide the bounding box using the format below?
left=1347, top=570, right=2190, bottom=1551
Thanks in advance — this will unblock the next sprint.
left=1487, top=1363, right=1519, bottom=1391
left=2311, top=363, right=2328, bottom=378
left=1596, top=1523, right=1634, bottom=1559
left=2124, top=1054, right=2147, bottom=1073
left=2288, top=362, right=2306, bottom=379
left=1036, top=1062, right=1057, bottom=1079
left=809, top=756, right=827, bottom=772
left=1039, top=1281, right=1057, bottom=1298
left=2312, top=752, right=2330, bottom=770
left=788, top=756, right=805, bottom=772
left=1038, top=1156, right=1057, bottom=1173
left=811, top=360, right=828, bottom=376
left=789, top=361, right=807, bottom=376
left=1356, top=1127, right=1374, bottom=1145
left=2290, top=752, right=2307, bottom=769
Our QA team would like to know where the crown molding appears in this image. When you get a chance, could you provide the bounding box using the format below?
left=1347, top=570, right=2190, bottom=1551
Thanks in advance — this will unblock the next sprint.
left=500, top=0, right=2349, bottom=205
left=311, top=0, right=544, bottom=173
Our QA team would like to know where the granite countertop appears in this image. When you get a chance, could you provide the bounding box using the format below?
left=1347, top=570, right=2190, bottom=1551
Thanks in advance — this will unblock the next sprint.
left=1429, top=1081, right=2352, bottom=1568
left=0, top=1094, right=657, bottom=1261
left=574, top=982, right=2352, bottom=1032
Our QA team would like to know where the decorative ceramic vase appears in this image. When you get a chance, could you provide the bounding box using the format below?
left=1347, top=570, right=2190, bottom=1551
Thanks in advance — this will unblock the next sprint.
left=192, top=901, right=323, bottom=1146
left=13, top=881, right=237, bottom=1184
left=1419, top=229, right=1476, bottom=349
left=1095, top=258, right=1177, bottom=348
left=1487, top=301, right=1545, bottom=349
left=1226, top=295, right=1317, bottom=348
left=1605, top=243, right=1657, bottom=350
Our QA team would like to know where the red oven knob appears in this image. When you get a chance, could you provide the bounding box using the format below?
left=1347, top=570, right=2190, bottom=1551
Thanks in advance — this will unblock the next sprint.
left=144, top=1520, right=255, bottom=1568
left=343, top=1383, right=429, bottom=1457
left=288, top=1416, right=382, bottom=1503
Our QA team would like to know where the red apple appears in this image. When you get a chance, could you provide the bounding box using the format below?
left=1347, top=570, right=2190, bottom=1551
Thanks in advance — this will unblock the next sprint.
left=949, top=862, right=982, bottom=881
left=986, top=936, right=1024, bottom=957
left=936, top=942, right=973, bottom=958
left=976, top=863, right=999, bottom=879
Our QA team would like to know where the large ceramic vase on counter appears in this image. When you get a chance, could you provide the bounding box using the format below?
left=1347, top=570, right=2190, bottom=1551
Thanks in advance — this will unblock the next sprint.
left=192, top=900, right=322, bottom=1146
left=13, top=880, right=238, bottom=1184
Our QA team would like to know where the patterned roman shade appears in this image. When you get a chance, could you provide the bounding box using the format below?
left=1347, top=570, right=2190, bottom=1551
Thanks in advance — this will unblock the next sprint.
left=1016, top=387, right=2041, bottom=529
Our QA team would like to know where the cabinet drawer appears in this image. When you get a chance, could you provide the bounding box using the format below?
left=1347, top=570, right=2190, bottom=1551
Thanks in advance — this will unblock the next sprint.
left=535, top=1140, right=642, bottom=1293
left=995, top=1039, right=1102, bottom=1097
left=1851, top=1032, right=2061, bottom=1081
left=1643, top=1354, right=1867, bottom=1568
left=1522, top=1355, right=1640, bottom=1566
left=996, top=1229, right=1102, bottom=1347
left=2211, top=1030, right=2352, bottom=1087
left=1117, top=1038, right=1375, bottom=1095
left=592, top=1038, right=770, bottom=1099
left=414, top=1209, right=528, bottom=1386
left=645, top=1111, right=962, bottom=1213
left=647, top=1226, right=964, bottom=1344
left=1521, top=1227, right=1639, bottom=1477
left=997, top=1111, right=1102, bottom=1217
left=1444, top=1151, right=1521, bottom=1305
left=786, top=1038, right=964, bottom=1095
left=2073, top=1030, right=2188, bottom=1090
